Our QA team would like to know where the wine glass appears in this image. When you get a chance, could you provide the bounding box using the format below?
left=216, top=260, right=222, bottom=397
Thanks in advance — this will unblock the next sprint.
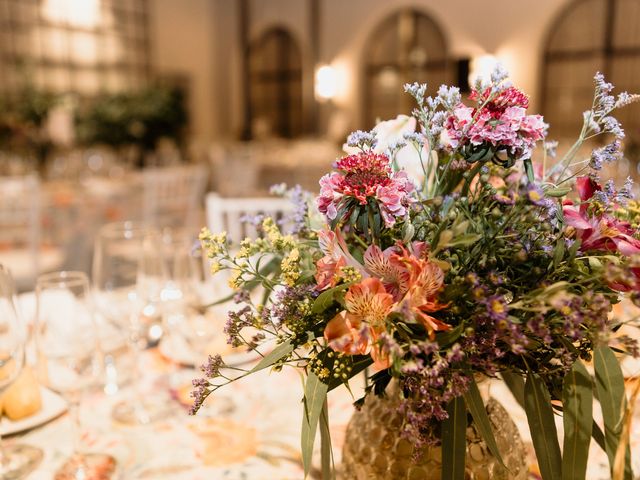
left=0, top=264, right=43, bottom=479
left=92, top=222, right=167, bottom=424
left=34, top=271, right=115, bottom=479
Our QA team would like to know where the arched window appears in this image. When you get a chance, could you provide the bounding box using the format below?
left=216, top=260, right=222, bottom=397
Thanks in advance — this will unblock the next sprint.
left=542, top=0, right=640, bottom=144
left=248, top=28, right=303, bottom=139
left=364, top=9, right=450, bottom=128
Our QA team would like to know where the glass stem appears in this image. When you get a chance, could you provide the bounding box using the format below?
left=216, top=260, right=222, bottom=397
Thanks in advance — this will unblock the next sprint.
left=129, top=317, right=149, bottom=423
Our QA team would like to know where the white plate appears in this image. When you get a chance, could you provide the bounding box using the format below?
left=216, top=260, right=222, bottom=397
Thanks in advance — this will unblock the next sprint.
left=1, top=387, right=68, bottom=436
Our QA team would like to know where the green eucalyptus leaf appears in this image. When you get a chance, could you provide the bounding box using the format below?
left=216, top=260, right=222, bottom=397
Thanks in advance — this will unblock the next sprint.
left=250, top=339, right=294, bottom=373
left=523, top=158, right=535, bottom=184
left=312, top=283, right=352, bottom=314
left=592, top=420, right=606, bottom=452
left=301, top=372, right=329, bottom=478
left=594, top=346, right=632, bottom=480
left=524, top=373, right=562, bottom=480
left=553, top=238, right=565, bottom=269
left=435, top=323, right=464, bottom=347
left=562, top=359, right=593, bottom=480
left=545, top=186, right=572, bottom=197
left=449, top=234, right=482, bottom=248
left=501, top=371, right=526, bottom=409
left=463, top=378, right=506, bottom=469
left=442, top=395, right=466, bottom=480
left=319, top=400, right=334, bottom=480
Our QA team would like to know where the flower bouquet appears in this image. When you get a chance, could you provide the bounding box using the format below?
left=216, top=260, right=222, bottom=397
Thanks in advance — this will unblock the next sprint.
left=194, top=66, right=640, bottom=480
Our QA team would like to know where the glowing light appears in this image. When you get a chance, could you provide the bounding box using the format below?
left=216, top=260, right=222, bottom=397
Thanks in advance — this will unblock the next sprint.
left=43, top=0, right=101, bottom=29
left=315, top=65, right=338, bottom=101
left=469, top=54, right=499, bottom=85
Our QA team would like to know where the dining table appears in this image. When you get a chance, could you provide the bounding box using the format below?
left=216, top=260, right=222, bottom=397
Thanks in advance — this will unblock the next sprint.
left=5, top=295, right=640, bottom=480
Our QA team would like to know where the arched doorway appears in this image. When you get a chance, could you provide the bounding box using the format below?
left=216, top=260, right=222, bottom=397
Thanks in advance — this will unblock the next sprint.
left=363, top=9, right=450, bottom=128
left=247, top=28, right=303, bottom=139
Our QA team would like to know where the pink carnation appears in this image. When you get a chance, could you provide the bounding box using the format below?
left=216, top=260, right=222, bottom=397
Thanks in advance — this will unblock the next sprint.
left=316, top=152, right=414, bottom=227
left=445, top=87, right=547, bottom=160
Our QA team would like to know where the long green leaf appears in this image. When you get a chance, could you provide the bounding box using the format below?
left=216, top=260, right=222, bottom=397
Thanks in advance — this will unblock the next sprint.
left=442, top=395, right=466, bottom=480
left=592, top=420, right=606, bottom=452
left=301, top=372, right=329, bottom=477
left=501, top=370, right=526, bottom=409
left=319, top=399, right=334, bottom=480
left=250, top=339, right=293, bottom=373
left=311, top=283, right=352, bottom=314
left=562, top=360, right=593, bottom=480
left=594, top=346, right=632, bottom=480
left=524, top=373, right=562, bottom=480
left=463, top=378, right=505, bottom=469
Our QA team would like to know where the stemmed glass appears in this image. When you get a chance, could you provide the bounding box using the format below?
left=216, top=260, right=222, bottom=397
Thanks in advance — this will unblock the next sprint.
left=0, top=264, right=43, bottom=479
left=92, top=222, right=167, bottom=424
left=34, top=270, right=115, bottom=479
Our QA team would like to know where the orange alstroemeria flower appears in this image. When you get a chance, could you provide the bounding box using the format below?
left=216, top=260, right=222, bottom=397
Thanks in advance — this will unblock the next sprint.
left=390, top=247, right=450, bottom=338
left=324, top=278, right=393, bottom=362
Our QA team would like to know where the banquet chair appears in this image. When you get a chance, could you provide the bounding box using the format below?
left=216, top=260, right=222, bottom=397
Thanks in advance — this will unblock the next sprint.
left=0, top=175, right=63, bottom=290
left=142, top=164, right=209, bottom=230
left=205, top=193, right=294, bottom=244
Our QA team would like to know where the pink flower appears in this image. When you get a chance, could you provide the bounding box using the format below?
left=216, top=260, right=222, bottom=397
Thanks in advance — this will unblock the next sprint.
left=563, top=177, right=640, bottom=255
left=445, top=87, right=547, bottom=160
left=316, top=152, right=414, bottom=227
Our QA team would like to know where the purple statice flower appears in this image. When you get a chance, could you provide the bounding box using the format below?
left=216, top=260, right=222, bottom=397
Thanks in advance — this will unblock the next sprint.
left=526, top=315, right=553, bottom=344
left=404, top=82, right=427, bottom=104
left=593, top=190, right=611, bottom=207
left=446, top=343, right=465, bottom=363
left=224, top=306, right=253, bottom=346
left=240, top=212, right=265, bottom=228
left=377, top=332, right=403, bottom=359
left=593, top=72, right=615, bottom=114
left=430, top=111, right=448, bottom=137
left=618, top=176, right=635, bottom=204
left=386, top=139, right=407, bottom=158
left=604, top=179, right=616, bottom=199
left=490, top=63, right=509, bottom=84
left=403, top=132, right=426, bottom=148
left=288, top=184, right=309, bottom=235
left=602, top=116, right=625, bottom=139
left=590, top=140, right=620, bottom=170
left=200, top=354, right=224, bottom=378
left=233, top=289, right=251, bottom=304
left=615, top=91, right=640, bottom=108
left=189, top=378, right=210, bottom=415
left=436, top=84, right=461, bottom=110
left=270, top=285, right=317, bottom=339
left=347, top=130, right=377, bottom=150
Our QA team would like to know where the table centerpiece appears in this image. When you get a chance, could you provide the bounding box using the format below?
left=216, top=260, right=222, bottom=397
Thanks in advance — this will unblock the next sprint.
left=193, top=66, right=640, bottom=480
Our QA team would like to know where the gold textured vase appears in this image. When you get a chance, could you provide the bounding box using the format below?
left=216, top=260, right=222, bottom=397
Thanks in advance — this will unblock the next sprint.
left=341, top=386, right=528, bottom=480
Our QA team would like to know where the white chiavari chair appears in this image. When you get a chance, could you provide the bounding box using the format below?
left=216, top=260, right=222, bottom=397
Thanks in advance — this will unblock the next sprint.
left=205, top=192, right=294, bottom=244
left=0, top=175, right=63, bottom=289
left=142, top=164, right=209, bottom=230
